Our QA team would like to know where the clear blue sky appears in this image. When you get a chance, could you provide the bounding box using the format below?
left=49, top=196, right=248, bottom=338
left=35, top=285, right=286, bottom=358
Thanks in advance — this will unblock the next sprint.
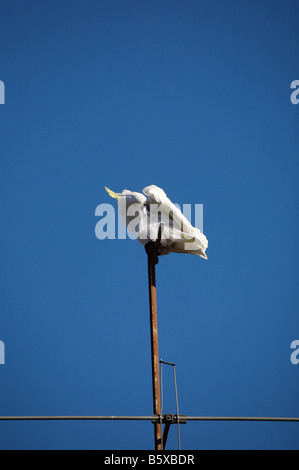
left=0, top=0, right=298, bottom=450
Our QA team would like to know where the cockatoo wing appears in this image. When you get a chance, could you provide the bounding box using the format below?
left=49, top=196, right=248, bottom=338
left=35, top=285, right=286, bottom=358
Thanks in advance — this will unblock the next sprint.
left=142, top=185, right=208, bottom=258
left=143, top=185, right=193, bottom=231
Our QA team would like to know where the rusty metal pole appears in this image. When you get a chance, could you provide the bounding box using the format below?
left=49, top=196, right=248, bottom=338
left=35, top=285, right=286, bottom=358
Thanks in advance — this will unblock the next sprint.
left=145, top=235, right=163, bottom=450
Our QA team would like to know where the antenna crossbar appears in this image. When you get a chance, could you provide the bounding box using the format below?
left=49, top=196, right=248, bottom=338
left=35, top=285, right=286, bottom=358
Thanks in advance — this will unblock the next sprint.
left=0, top=415, right=298, bottom=422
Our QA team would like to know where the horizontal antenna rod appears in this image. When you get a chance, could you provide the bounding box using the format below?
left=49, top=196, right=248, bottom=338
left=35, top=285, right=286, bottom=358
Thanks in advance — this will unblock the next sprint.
left=184, top=416, right=299, bottom=422
left=0, top=415, right=298, bottom=422
left=160, top=359, right=176, bottom=366
left=0, top=416, right=153, bottom=421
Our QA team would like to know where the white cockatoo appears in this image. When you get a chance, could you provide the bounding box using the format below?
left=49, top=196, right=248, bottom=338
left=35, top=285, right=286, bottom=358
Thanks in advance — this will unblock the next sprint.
left=105, top=185, right=208, bottom=259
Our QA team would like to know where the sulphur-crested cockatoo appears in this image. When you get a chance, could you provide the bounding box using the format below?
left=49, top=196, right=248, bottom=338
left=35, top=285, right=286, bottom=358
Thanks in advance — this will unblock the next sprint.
left=105, top=185, right=208, bottom=259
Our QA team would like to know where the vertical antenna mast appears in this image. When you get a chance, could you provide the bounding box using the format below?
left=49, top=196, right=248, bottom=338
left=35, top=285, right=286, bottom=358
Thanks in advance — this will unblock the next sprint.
left=145, top=225, right=163, bottom=450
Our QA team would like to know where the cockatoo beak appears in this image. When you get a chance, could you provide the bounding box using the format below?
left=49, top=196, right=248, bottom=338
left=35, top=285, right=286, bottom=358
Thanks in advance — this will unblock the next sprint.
left=105, top=187, right=124, bottom=200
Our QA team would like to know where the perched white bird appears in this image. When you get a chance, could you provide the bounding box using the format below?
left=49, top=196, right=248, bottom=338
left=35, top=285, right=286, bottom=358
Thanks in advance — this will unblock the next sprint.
left=105, top=185, right=208, bottom=259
